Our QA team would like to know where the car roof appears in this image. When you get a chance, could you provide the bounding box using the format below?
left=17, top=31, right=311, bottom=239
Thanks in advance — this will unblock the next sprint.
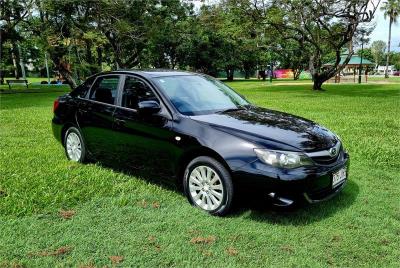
left=100, top=69, right=196, bottom=78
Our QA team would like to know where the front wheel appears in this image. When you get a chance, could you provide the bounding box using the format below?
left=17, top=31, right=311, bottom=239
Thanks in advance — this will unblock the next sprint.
left=64, top=126, right=87, bottom=163
left=183, top=156, right=234, bottom=216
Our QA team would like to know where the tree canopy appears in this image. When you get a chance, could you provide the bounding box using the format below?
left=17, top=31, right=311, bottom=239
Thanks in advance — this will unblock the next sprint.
left=0, top=0, right=395, bottom=90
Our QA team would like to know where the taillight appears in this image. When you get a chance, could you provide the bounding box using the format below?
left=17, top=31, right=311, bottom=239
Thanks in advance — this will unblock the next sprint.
left=53, top=99, right=59, bottom=113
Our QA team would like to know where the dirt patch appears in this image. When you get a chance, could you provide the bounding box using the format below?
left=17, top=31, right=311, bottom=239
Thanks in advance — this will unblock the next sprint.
left=28, top=246, right=72, bottom=258
left=59, top=210, right=76, bottom=220
left=226, top=247, right=239, bottom=256
left=190, top=236, right=216, bottom=244
left=109, top=255, right=124, bottom=264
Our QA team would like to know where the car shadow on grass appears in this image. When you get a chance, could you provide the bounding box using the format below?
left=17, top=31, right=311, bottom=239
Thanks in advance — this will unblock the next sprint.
left=231, top=180, right=359, bottom=225
left=96, top=160, right=359, bottom=225
left=96, top=161, right=180, bottom=193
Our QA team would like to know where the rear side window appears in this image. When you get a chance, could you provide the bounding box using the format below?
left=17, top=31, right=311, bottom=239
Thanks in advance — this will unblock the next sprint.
left=89, top=76, right=120, bottom=105
left=73, top=77, right=94, bottom=98
left=122, top=76, right=159, bottom=110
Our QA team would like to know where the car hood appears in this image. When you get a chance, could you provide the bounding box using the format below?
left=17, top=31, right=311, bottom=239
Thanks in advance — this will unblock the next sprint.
left=190, top=106, right=339, bottom=152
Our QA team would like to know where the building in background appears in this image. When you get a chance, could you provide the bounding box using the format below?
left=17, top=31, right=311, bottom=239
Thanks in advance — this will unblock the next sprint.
left=376, top=65, right=398, bottom=75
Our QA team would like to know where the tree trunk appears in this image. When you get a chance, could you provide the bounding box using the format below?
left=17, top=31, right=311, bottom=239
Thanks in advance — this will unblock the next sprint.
left=293, top=68, right=301, bottom=80
left=51, top=55, right=77, bottom=89
left=244, top=69, right=250, bottom=79
left=311, top=71, right=328, bottom=90
left=59, top=68, right=77, bottom=89
left=309, top=49, right=352, bottom=90
left=312, top=78, right=323, bottom=90
left=85, top=40, right=93, bottom=64
left=226, top=68, right=234, bottom=81
left=243, top=62, right=252, bottom=79
left=97, top=47, right=103, bottom=71
left=11, top=43, right=20, bottom=79
left=385, top=15, right=392, bottom=79
left=104, top=31, right=125, bottom=69
left=0, top=34, right=2, bottom=84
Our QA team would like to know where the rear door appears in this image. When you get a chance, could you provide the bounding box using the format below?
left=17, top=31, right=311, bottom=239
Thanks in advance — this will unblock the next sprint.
left=76, top=75, right=122, bottom=158
left=112, top=75, right=177, bottom=176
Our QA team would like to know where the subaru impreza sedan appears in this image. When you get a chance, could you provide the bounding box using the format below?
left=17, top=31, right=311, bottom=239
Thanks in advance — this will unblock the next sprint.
left=52, top=70, right=349, bottom=215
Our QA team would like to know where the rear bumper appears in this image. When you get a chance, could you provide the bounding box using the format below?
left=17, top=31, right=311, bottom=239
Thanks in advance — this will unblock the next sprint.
left=232, top=153, right=350, bottom=203
left=52, top=117, right=63, bottom=143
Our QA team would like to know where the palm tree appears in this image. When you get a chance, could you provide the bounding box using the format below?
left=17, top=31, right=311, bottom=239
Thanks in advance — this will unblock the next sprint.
left=381, top=0, right=400, bottom=78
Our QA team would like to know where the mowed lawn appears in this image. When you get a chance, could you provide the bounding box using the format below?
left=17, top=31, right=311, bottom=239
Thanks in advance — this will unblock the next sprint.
left=0, top=81, right=399, bottom=267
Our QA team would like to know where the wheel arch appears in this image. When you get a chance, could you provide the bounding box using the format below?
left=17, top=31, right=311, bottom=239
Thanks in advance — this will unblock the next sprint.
left=61, top=122, right=79, bottom=145
left=176, top=146, right=231, bottom=189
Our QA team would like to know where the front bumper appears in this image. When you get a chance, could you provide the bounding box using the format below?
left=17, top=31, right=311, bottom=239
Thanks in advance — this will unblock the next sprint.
left=232, top=152, right=350, bottom=203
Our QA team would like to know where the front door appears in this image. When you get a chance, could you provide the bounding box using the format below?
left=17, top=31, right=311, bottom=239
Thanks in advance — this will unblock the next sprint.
left=76, top=75, right=121, bottom=159
left=112, top=75, right=176, bottom=177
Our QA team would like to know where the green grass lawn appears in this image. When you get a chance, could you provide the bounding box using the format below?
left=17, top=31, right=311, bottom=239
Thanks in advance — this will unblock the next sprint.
left=1, top=82, right=399, bottom=267
left=1, top=77, right=70, bottom=92
left=368, top=76, right=400, bottom=82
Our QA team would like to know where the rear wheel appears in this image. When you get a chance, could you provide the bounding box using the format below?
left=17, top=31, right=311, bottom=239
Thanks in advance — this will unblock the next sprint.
left=64, top=127, right=87, bottom=163
left=183, top=156, right=233, bottom=216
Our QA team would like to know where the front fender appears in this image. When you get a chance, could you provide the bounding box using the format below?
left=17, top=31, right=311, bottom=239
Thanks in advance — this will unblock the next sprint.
left=173, top=117, right=258, bottom=171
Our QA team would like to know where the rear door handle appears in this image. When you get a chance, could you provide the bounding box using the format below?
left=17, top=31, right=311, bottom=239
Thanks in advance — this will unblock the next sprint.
left=115, top=118, right=126, bottom=126
left=78, top=102, right=91, bottom=113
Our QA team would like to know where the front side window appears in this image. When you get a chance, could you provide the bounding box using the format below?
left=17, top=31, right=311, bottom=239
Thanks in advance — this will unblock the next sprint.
left=89, top=76, right=120, bottom=105
left=154, top=75, right=249, bottom=115
left=122, top=76, right=159, bottom=110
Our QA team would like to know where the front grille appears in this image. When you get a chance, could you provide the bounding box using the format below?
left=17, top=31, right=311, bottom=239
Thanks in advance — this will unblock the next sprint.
left=311, top=149, right=342, bottom=165
left=306, top=181, right=346, bottom=201
left=307, top=187, right=334, bottom=200
left=306, top=142, right=343, bottom=165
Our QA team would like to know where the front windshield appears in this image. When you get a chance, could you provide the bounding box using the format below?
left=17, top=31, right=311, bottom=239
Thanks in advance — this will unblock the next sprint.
left=154, top=75, right=250, bottom=115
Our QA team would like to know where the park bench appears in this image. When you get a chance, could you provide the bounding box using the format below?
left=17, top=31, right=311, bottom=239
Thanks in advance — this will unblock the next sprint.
left=6, top=79, right=29, bottom=89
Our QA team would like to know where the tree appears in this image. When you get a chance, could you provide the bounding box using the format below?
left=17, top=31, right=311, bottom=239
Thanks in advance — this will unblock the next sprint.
left=265, top=0, right=379, bottom=90
left=234, top=0, right=379, bottom=89
left=144, top=0, right=194, bottom=69
left=191, top=1, right=262, bottom=81
left=30, top=0, right=88, bottom=88
left=224, top=0, right=261, bottom=79
left=381, top=0, right=400, bottom=78
left=390, top=51, right=400, bottom=69
left=272, top=37, right=312, bottom=80
left=90, top=0, right=151, bottom=69
left=180, top=9, right=224, bottom=77
left=0, top=0, right=34, bottom=79
left=370, top=40, right=387, bottom=67
left=198, top=4, right=242, bottom=81
left=357, top=47, right=374, bottom=63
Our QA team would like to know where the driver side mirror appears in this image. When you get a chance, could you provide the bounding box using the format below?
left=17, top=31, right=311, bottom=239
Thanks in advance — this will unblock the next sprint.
left=138, top=100, right=161, bottom=114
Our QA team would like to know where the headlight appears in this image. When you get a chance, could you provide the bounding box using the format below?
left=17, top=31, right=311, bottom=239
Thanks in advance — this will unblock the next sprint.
left=254, top=148, right=313, bottom=169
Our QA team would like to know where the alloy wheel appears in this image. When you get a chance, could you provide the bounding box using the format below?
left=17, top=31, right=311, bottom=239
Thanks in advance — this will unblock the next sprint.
left=188, top=165, right=224, bottom=211
left=66, top=132, right=82, bottom=161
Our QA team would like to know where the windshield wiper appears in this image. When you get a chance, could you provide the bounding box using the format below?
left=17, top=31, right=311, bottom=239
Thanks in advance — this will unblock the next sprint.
left=216, top=105, right=247, bottom=113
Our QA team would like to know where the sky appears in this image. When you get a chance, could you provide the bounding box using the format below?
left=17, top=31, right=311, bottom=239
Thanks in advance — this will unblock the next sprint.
left=369, top=2, right=400, bottom=52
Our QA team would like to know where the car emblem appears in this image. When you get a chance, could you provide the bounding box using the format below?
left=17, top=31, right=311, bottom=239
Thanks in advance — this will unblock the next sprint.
left=329, top=147, right=337, bottom=156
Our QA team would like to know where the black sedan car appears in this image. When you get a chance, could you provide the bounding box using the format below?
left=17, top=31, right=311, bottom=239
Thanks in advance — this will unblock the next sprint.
left=52, top=70, right=349, bottom=215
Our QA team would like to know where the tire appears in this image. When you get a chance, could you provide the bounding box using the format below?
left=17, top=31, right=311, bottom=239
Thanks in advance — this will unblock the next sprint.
left=64, top=126, right=87, bottom=163
left=183, top=156, right=233, bottom=216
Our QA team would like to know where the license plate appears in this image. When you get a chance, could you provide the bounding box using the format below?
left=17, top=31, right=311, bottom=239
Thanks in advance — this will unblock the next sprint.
left=332, top=167, right=347, bottom=188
